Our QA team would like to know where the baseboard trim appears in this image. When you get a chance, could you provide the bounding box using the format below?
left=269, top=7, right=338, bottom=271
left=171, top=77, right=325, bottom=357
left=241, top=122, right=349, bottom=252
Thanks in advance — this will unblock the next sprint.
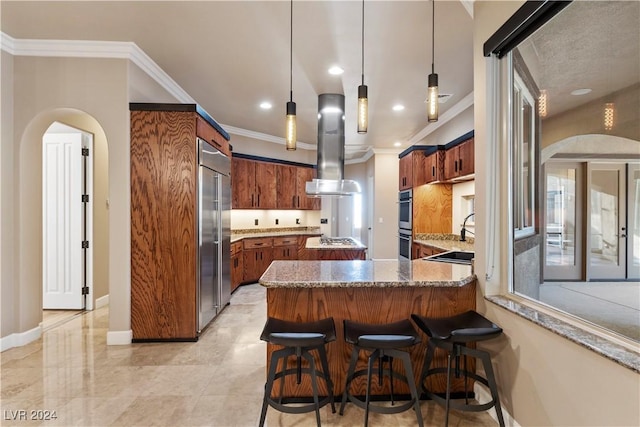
left=474, top=382, right=520, bottom=427
left=107, top=329, right=132, bottom=345
left=0, top=324, right=42, bottom=352
left=95, top=294, right=109, bottom=309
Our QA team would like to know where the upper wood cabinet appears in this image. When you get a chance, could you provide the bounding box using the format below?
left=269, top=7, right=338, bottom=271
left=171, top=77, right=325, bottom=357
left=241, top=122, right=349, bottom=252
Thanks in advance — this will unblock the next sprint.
left=234, top=157, right=320, bottom=210
left=424, top=150, right=445, bottom=184
left=444, top=138, right=474, bottom=180
left=399, top=151, right=428, bottom=190
left=232, top=158, right=277, bottom=209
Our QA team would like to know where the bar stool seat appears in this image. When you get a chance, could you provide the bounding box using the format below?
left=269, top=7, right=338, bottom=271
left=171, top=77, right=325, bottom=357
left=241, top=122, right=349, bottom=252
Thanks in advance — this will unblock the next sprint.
left=259, top=317, right=336, bottom=427
left=411, top=311, right=505, bottom=427
left=340, top=319, right=424, bottom=427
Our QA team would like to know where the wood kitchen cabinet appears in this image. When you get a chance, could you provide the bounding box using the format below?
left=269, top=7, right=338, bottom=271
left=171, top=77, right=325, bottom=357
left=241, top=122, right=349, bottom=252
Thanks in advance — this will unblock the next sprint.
left=276, top=164, right=320, bottom=210
left=231, top=241, right=243, bottom=292
left=444, top=138, right=474, bottom=180
left=242, top=237, right=274, bottom=283
left=232, top=158, right=277, bottom=209
left=424, top=149, right=445, bottom=184
left=272, top=236, right=298, bottom=260
left=129, top=103, right=230, bottom=341
left=399, top=150, right=428, bottom=190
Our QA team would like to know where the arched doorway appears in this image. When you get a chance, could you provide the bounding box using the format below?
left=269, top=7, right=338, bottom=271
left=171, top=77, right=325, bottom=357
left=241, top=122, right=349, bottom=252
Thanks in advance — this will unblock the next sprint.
left=19, top=108, right=110, bottom=330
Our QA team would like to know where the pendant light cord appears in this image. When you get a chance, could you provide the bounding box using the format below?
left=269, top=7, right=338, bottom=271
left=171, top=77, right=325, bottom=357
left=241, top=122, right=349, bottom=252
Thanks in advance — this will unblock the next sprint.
left=290, top=0, right=293, bottom=103
left=431, top=0, right=435, bottom=75
left=361, top=0, right=365, bottom=86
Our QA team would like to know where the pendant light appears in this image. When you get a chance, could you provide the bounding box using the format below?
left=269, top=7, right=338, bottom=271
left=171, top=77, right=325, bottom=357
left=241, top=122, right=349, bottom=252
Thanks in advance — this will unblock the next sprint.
left=357, top=0, right=368, bottom=134
left=285, top=0, right=297, bottom=150
left=427, top=0, right=439, bottom=122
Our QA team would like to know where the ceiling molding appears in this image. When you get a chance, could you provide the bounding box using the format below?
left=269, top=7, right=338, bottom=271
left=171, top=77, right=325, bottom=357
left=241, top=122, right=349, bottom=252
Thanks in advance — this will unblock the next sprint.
left=222, top=124, right=316, bottom=151
left=407, top=91, right=474, bottom=145
left=0, top=31, right=195, bottom=104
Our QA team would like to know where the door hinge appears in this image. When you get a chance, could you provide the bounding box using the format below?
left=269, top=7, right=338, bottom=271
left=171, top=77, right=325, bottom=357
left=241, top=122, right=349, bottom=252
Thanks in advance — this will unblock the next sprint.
left=82, top=148, right=89, bottom=156
left=82, top=286, right=89, bottom=295
left=82, top=241, right=89, bottom=249
left=82, top=194, right=89, bottom=203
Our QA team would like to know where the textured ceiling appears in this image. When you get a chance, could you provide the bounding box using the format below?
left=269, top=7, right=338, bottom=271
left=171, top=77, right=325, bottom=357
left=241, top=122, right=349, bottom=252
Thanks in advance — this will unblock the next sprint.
left=2, top=1, right=638, bottom=157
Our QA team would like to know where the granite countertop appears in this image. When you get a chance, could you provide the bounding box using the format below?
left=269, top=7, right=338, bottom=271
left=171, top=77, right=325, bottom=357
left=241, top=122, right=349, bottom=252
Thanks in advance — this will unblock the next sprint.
left=260, top=259, right=475, bottom=288
left=231, top=227, right=321, bottom=243
left=414, top=233, right=474, bottom=252
left=305, top=236, right=367, bottom=250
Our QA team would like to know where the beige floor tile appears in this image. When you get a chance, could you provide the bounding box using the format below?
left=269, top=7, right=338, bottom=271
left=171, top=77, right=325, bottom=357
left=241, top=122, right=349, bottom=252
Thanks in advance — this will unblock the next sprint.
left=0, top=284, right=500, bottom=427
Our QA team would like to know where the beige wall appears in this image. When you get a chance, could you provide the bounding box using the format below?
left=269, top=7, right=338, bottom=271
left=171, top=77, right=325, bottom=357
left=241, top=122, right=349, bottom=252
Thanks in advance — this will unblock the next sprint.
left=229, top=133, right=317, bottom=165
left=474, top=2, right=639, bottom=426
left=372, top=152, right=399, bottom=259
left=416, top=105, right=474, bottom=146
left=2, top=55, right=131, bottom=342
left=1, top=51, right=16, bottom=337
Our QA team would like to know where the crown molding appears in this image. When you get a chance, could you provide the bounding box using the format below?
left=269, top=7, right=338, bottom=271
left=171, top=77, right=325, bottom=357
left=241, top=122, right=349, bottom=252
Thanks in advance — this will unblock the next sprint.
left=1, top=31, right=194, bottom=104
left=221, top=124, right=316, bottom=151
left=407, top=91, right=474, bottom=145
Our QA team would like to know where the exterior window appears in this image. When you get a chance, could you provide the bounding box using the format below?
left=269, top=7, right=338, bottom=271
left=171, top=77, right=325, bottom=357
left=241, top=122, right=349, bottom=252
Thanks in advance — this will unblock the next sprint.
left=512, top=70, right=536, bottom=238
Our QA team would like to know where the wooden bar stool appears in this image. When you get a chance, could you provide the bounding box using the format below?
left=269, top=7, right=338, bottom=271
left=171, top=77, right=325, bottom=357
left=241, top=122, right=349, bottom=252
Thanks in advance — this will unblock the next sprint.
left=339, top=319, right=424, bottom=427
left=411, top=311, right=505, bottom=427
left=258, top=317, right=336, bottom=427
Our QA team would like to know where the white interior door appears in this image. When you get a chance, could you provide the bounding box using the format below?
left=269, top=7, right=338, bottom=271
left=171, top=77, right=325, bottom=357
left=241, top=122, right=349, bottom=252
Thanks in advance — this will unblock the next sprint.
left=587, top=163, right=626, bottom=280
left=43, top=132, right=85, bottom=309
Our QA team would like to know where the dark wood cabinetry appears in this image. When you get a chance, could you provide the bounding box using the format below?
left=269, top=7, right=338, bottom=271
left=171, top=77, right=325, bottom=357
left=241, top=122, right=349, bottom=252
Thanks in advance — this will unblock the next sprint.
left=243, top=237, right=274, bottom=284
left=231, top=241, right=243, bottom=292
left=424, top=150, right=445, bottom=184
left=232, top=158, right=277, bottom=209
left=399, top=150, right=429, bottom=190
left=130, top=104, right=229, bottom=341
left=444, top=138, right=474, bottom=180
left=272, top=236, right=298, bottom=260
left=276, top=165, right=320, bottom=210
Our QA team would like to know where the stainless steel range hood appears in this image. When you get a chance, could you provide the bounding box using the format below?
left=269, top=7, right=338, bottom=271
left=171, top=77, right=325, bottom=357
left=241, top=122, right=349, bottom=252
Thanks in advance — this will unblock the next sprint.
left=305, top=94, right=361, bottom=197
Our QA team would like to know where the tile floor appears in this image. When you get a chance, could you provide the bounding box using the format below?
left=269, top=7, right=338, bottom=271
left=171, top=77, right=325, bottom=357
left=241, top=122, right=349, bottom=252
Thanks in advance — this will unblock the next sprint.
left=1, top=284, right=498, bottom=426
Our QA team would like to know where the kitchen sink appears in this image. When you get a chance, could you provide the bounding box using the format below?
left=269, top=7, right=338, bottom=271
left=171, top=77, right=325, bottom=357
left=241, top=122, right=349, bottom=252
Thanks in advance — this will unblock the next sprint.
left=425, top=250, right=474, bottom=265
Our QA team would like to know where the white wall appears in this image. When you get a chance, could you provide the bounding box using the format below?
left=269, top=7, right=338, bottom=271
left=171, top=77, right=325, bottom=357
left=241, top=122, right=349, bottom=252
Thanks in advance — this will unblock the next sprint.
left=452, top=180, right=475, bottom=237
left=372, top=152, right=399, bottom=259
left=474, top=2, right=640, bottom=426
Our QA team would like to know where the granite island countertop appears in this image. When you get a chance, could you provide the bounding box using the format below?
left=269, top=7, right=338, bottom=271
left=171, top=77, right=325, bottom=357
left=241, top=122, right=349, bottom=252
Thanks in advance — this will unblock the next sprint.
left=414, top=233, right=475, bottom=252
left=259, top=259, right=475, bottom=288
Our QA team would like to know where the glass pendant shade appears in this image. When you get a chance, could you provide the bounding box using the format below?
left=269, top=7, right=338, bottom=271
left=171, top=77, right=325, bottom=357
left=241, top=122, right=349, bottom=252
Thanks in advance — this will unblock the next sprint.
left=357, top=84, right=368, bottom=134
left=427, top=73, right=439, bottom=122
left=285, top=101, right=297, bottom=150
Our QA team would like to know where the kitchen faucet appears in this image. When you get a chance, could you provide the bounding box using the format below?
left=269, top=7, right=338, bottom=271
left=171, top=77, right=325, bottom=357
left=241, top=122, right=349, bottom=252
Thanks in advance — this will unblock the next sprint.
left=460, top=213, right=475, bottom=242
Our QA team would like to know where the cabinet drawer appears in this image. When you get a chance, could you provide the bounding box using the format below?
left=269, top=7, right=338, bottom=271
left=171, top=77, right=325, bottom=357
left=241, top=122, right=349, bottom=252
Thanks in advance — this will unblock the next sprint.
left=273, top=236, right=298, bottom=247
left=243, top=237, right=273, bottom=249
left=197, top=116, right=229, bottom=156
left=231, top=241, right=243, bottom=256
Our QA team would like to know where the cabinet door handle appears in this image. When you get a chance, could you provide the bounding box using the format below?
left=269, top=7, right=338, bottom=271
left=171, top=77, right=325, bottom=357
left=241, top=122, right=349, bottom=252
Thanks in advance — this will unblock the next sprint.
left=454, top=160, right=458, bottom=172
left=297, top=196, right=300, bottom=207
left=293, top=195, right=296, bottom=206
left=258, top=194, right=260, bottom=206
left=432, top=166, right=435, bottom=177
left=255, top=252, right=258, bottom=261
left=254, top=242, right=263, bottom=246
left=251, top=194, right=254, bottom=207
left=459, top=158, right=463, bottom=171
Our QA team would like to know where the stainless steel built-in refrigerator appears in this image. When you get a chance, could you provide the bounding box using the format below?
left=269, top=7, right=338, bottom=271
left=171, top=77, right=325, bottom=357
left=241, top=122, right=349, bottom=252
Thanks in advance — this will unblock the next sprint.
left=198, top=138, right=231, bottom=332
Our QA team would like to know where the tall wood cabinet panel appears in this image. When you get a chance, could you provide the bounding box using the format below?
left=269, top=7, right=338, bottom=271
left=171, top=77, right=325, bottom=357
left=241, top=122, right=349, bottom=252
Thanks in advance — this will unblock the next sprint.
left=297, top=167, right=321, bottom=210
left=276, top=165, right=298, bottom=209
left=130, top=110, right=198, bottom=341
left=399, top=154, right=413, bottom=190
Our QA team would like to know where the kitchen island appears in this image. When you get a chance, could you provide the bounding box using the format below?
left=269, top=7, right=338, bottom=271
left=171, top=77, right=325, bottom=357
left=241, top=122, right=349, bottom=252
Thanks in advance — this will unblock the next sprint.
left=301, top=236, right=367, bottom=260
left=259, top=259, right=476, bottom=399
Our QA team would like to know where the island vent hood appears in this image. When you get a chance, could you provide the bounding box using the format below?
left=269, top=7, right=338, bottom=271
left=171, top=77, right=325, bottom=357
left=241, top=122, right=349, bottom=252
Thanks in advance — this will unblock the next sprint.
left=305, top=93, right=361, bottom=197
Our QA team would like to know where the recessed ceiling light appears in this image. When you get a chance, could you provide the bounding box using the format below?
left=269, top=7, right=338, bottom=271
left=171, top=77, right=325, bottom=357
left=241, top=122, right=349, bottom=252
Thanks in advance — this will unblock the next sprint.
left=571, top=88, right=592, bottom=96
left=394, top=142, right=402, bottom=147
left=259, top=102, right=272, bottom=109
left=328, top=66, right=344, bottom=75
left=392, top=105, right=405, bottom=111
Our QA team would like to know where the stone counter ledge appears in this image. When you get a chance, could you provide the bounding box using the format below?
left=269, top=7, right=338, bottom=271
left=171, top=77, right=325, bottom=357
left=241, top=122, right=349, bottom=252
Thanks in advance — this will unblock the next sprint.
left=259, top=260, right=476, bottom=288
